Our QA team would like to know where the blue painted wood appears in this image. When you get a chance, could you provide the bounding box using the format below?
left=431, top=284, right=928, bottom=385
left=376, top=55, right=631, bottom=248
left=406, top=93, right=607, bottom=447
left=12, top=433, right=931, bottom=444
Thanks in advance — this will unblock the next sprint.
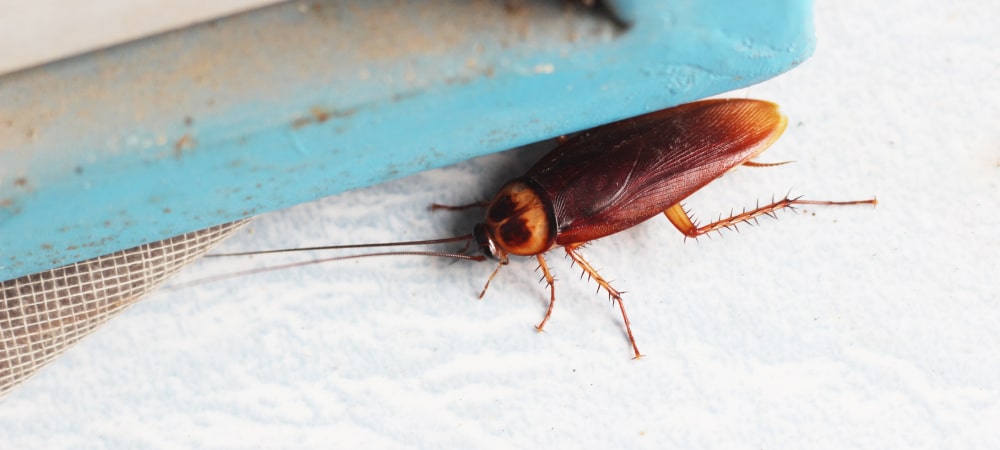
left=0, top=0, right=814, bottom=280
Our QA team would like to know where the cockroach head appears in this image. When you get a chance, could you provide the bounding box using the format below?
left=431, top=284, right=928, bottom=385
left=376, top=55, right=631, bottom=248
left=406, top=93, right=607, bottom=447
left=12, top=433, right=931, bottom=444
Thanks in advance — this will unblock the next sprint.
left=473, top=223, right=507, bottom=264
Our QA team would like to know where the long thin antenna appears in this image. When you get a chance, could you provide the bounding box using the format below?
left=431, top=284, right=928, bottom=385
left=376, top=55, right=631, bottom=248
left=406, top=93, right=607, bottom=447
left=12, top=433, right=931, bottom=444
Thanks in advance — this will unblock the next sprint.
left=173, top=250, right=486, bottom=289
left=206, top=234, right=475, bottom=257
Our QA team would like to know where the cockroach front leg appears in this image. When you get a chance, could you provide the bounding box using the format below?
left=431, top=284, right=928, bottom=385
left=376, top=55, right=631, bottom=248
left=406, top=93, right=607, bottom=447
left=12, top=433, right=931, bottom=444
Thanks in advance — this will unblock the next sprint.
left=663, top=196, right=877, bottom=238
left=478, top=260, right=506, bottom=299
left=534, top=254, right=557, bottom=333
left=564, top=244, right=642, bottom=359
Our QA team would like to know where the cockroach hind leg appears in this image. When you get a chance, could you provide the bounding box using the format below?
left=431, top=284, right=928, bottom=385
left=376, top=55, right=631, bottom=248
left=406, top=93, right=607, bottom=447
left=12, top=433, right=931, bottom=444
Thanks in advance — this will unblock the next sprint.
left=664, top=204, right=699, bottom=239
left=564, top=245, right=643, bottom=359
left=534, top=254, right=557, bottom=333
left=664, top=195, right=877, bottom=239
left=792, top=196, right=879, bottom=208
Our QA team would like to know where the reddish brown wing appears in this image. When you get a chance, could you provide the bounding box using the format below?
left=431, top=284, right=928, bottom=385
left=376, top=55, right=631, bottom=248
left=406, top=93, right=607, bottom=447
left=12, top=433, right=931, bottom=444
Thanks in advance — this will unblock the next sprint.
left=525, top=99, right=788, bottom=245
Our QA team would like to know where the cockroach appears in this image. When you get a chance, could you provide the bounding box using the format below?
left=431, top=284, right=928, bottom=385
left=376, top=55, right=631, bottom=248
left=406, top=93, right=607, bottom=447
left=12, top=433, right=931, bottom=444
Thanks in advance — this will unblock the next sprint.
left=208, top=98, right=876, bottom=358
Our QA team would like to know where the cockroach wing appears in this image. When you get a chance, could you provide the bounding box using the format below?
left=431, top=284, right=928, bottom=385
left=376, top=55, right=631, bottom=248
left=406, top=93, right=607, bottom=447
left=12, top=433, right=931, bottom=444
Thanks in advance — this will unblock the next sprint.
left=526, top=99, right=788, bottom=245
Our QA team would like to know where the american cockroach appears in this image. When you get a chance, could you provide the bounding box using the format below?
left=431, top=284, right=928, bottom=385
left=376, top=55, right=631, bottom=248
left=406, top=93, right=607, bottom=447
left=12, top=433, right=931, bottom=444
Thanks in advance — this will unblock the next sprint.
left=208, top=98, right=876, bottom=358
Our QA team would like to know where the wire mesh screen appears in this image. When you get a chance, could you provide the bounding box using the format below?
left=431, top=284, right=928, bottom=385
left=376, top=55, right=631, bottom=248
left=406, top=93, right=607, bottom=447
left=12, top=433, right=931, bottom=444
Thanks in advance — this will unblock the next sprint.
left=0, top=220, right=250, bottom=397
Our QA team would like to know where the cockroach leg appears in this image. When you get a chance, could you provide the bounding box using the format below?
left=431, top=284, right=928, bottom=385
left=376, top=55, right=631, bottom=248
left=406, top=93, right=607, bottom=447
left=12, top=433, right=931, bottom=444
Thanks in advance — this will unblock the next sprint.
left=663, top=196, right=877, bottom=238
left=478, top=261, right=505, bottom=299
left=743, top=160, right=794, bottom=168
left=430, top=201, right=490, bottom=211
left=455, top=237, right=475, bottom=255
left=534, top=254, right=557, bottom=333
left=664, top=204, right=699, bottom=238
left=564, top=245, right=642, bottom=359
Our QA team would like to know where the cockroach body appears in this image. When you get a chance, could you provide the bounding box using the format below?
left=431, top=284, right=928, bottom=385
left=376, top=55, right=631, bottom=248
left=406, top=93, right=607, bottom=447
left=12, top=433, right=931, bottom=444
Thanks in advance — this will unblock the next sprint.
left=475, top=99, right=788, bottom=260
left=212, top=99, right=875, bottom=358
left=466, top=99, right=873, bottom=358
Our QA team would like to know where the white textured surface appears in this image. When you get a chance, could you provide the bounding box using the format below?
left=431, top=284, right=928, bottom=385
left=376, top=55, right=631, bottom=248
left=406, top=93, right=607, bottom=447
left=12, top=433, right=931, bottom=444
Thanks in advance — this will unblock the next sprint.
left=2, top=0, right=999, bottom=448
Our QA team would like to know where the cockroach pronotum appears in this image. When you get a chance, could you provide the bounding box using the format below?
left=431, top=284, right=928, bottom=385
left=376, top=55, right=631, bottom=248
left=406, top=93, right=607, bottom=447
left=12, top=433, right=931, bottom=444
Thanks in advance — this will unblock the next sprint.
left=208, top=98, right=876, bottom=358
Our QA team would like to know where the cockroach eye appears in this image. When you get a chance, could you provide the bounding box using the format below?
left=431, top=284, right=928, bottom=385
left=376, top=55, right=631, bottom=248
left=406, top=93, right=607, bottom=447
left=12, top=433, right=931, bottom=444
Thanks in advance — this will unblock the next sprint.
left=473, top=223, right=502, bottom=262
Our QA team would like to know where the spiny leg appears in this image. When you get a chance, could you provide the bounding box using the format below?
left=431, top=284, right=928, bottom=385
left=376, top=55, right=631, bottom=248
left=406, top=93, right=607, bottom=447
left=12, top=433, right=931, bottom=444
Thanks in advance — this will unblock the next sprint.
left=663, top=195, right=877, bottom=238
left=534, top=254, right=557, bottom=332
left=564, top=244, right=642, bottom=359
